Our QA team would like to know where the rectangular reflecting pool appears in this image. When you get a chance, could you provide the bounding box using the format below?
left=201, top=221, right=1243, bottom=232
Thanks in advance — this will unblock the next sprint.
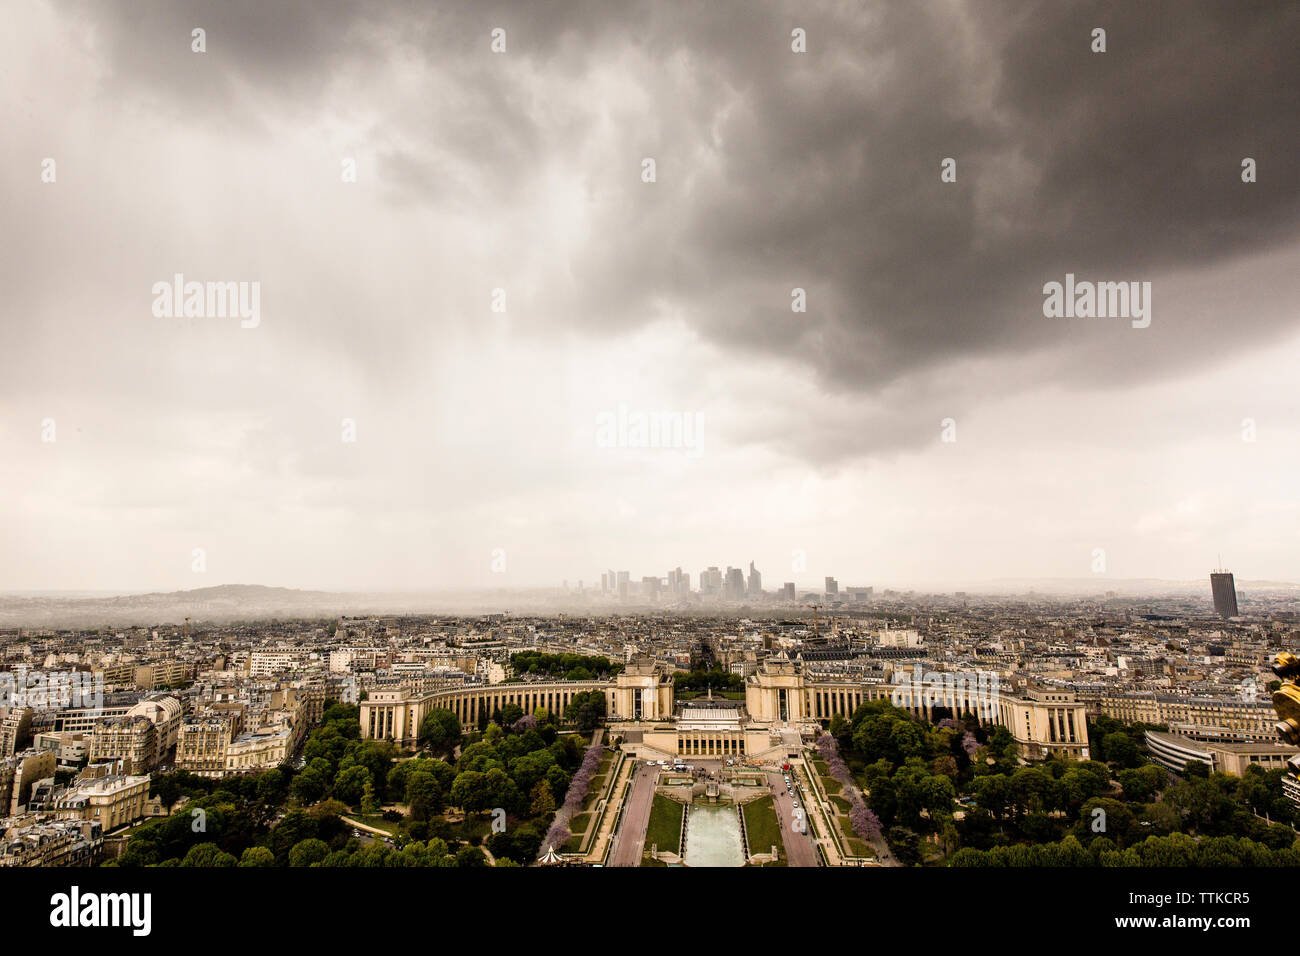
left=682, top=804, right=745, bottom=867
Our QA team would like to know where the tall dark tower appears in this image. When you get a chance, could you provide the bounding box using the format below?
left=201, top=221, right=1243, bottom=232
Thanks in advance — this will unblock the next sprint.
left=1210, top=565, right=1239, bottom=619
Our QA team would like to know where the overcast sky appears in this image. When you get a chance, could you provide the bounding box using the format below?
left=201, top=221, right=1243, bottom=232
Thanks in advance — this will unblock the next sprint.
left=3, top=0, right=1299, bottom=593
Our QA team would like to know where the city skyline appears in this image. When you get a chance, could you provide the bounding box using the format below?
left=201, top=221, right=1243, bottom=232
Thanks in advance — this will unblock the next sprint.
left=0, top=562, right=1275, bottom=599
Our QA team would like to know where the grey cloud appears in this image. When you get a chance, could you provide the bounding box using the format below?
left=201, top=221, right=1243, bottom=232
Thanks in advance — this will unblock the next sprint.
left=12, top=0, right=1300, bottom=488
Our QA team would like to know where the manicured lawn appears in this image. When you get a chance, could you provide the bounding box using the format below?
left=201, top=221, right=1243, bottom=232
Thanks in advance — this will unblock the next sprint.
left=353, top=814, right=400, bottom=835
left=570, top=812, right=591, bottom=834
left=829, top=794, right=851, bottom=813
left=834, top=813, right=860, bottom=850
left=846, top=837, right=874, bottom=858
left=581, top=754, right=619, bottom=809
left=741, top=796, right=782, bottom=857
left=644, top=794, right=685, bottom=856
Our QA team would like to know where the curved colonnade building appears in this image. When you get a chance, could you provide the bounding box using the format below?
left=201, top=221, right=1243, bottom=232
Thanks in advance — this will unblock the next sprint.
left=359, top=654, right=1089, bottom=761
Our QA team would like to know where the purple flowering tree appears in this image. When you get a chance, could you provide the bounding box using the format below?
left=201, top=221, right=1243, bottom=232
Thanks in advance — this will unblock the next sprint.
left=540, top=741, right=605, bottom=857
left=512, top=714, right=538, bottom=734
left=817, top=733, right=881, bottom=847
left=849, top=802, right=882, bottom=841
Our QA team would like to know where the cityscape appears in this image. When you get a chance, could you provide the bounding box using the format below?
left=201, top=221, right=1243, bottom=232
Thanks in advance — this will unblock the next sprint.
left=4, top=566, right=1300, bottom=874
left=5, top=0, right=1299, bottom=938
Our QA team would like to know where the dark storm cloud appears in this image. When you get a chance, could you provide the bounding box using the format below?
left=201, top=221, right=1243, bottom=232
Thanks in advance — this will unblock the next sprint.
left=661, top=0, right=1300, bottom=389
left=69, top=0, right=1300, bottom=410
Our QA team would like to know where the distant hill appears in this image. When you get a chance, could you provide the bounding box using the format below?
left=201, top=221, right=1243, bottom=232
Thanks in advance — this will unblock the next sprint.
left=0, top=584, right=388, bottom=628
left=0, top=583, right=568, bottom=628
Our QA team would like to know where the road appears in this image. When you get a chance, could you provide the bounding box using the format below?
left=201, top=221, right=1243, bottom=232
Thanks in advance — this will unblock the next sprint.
left=608, top=763, right=657, bottom=866
left=767, top=771, right=819, bottom=867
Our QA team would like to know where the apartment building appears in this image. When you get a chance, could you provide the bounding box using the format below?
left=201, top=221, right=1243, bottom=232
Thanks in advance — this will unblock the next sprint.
left=176, top=712, right=242, bottom=776
left=1092, top=693, right=1276, bottom=744
left=88, top=716, right=158, bottom=774
left=0, top=749, right=57, bottom=815
left=48, top=768, right=153, bottom=831
left=0, top=818, right=102, bottom=867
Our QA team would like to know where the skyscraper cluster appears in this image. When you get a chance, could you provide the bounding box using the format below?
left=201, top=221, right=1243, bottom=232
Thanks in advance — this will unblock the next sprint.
left=596, top=562, right=859, bottom=604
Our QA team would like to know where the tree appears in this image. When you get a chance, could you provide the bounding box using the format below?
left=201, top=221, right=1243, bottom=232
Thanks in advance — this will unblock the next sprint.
left=288, top=838, right=330, bottom=867
left=564, top=692, right=607, bottom=732
left=450, top=771, right=491, bottom=813
left=181, top=842, right=237, bottom=867
left=419, top=708, right=463, bottom=758
left=333, top=765, right=371, bottom=808
left=455, top=845, right=488, bottom=867
left=361, top=779, right=379, bottom=817
left=341, top=739, right=397, bottom=795
left=1102, top=732, right=1141, bottom=769
left=1118, top=767, right=1157, bottom=803
left=886, top=826, right=922, bottom=866
left=256, top=768, right=288, bottom=807
left=267, top=810, right=317, bottom=864
left=484, top=767, right=523, bottom=815
left=829, top=713, right=849, bottom=743
left=405, top=771, right=444, bottom=821
left=530, top=780, right=555, bottom=816
left=238, top=846, right=276, bottom=867
left=291, top=763, right=331, bottom=805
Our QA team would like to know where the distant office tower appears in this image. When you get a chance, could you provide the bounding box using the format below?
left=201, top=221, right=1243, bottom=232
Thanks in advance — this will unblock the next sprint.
left=616, top=571, right=629, bottom=600
left=641, top=576, right=661, bottom=601
left=824, top=576, right=838, bottom=596
left=600, top=572, right=609, bottom=592
left=668, top=567, right=690, bottom=596
left=1211, top=570, right=1239, bottom=619
left=747, top=561, right=762, bottom=596
left=725, top=567, right=745, bottom=600
left=700, top=567, right=722, bottom=595
left=780, top=582, right=796, bottom=602
left=666, top=567, right=690, bottom=597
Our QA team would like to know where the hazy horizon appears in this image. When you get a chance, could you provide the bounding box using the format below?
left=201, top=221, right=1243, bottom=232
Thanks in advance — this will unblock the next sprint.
left=2, top=572, right=1294, bottom=601
left=6, top=1, right=1300, bottom=592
